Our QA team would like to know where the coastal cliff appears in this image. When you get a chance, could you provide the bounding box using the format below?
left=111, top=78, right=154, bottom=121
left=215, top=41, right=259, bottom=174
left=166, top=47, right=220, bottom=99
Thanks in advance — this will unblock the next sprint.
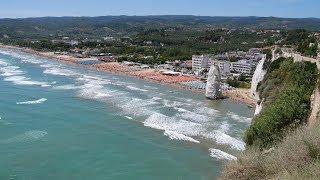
left=250, top=55, right=267, bottom=115
left=220, top=57, right=320, bottom=179
left=250, top=55, right=266, bottom=100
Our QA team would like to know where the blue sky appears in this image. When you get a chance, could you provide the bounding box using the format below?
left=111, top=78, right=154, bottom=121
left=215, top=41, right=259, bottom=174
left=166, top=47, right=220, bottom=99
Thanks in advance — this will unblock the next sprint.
left=0, top=0, right=319, bottom=18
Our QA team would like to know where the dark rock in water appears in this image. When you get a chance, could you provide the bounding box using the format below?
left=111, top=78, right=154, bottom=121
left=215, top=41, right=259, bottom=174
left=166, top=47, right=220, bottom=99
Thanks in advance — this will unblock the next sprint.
left=205, top=65, right=223, bottom=100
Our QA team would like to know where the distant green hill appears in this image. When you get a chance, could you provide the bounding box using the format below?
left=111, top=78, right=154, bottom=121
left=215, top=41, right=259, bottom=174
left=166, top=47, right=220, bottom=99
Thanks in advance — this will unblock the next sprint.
left=0, top=16, right=320, bottom=39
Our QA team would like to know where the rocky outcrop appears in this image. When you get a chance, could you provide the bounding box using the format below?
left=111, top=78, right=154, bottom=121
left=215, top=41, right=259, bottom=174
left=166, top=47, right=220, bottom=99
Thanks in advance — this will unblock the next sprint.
left=254, top=100, right=264, bottom=115
left=205, top=65, right=223, bottom=100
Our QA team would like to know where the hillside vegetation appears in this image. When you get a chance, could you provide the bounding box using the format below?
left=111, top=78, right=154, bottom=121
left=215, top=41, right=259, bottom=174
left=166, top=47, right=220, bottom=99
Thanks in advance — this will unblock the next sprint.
left=1, top=16, right=320, bottom=39
left=221, top=58, right=320, bottom=179
left=246, top=58, right=318, bottom=148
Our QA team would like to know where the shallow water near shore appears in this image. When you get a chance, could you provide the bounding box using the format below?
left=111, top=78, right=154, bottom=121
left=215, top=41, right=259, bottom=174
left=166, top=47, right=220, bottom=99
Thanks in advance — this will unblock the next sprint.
left=0, top=48, right=253, bottom=180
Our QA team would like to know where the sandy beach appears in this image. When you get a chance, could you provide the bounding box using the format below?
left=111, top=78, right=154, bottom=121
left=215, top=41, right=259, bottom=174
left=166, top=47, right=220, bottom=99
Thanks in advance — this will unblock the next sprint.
left=0, top=44, right=256, bottom=106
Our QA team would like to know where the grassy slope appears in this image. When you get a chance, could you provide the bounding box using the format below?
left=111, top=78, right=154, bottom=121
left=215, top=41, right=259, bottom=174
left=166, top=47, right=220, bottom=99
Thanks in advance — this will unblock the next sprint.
left=221, top=123, right=320, bottom=180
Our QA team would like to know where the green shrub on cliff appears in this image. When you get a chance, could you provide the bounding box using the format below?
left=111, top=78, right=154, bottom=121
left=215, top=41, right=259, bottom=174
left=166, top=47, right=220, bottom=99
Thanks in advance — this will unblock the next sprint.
left=245, top=58, right=318, bottom=148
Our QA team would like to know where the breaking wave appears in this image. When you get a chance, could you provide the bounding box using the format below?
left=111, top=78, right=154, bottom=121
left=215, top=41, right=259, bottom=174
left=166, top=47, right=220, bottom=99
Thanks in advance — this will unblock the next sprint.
left=164, top=130, right=200, bottom=143
left=0, top=66, right=24, bottom=76
left=4, top=76, right=51, bottom=87
left=209, top=148, right=237, bottom=160
left=43, top=66, right=78, bottom=77
left=127, top=85, right=148, bottom=92
left=16, top=98, right=47, bottom=105
left=227, top=111, right=252, bottom=123
left=53, top=84, right=82, bottom=90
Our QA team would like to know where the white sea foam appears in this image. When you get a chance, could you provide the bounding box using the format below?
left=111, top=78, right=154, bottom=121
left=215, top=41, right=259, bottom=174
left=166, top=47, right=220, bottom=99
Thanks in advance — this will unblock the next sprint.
left=127, top=85, right=148, bottom=92
left=78, top=83, right=113, bottom=100
left=143, top=85, right=158, bottom=90
left=1, top=130, right=48, bottom=144
left=209, top=148, right=237, bottom=160
left=0, top=59, right=9, bottom=66
left=21, top=58, right=43, bottom=64
left=124, top=116, right=133, bottom=120
left=53, top=84, right=82, bottom=90
left=77, top=75, right=111, bottom=85
left=195, top=106, right=219, bottom=116
left=204, top=130, right=245, bottom=151
left=4, top=76, right=51, bottom=87
left=43, top=67, right=78, bottom=77
left=173, top=107, right=189, bottom=112
left=151, top=97, right=162, bottom=101
left=16, top=98, right=47, bottom=105
left=0, top=50, right=43, bottom=65
left=163, top=99, right=185, bottom=107
left=0, top=66, right=24, bottom=76
left=176, top=110, right=211, bottom=122
left=227, top=112, right=252, bottom=123
left=164, top=130, right=200, bottom=143
left=144, top=113, right=203, bottom=142
left=0, top=49, right=15, bottom=56
left=220, top=122, right=231, bottom=133
left=40, top=64, right=53, bottom=68
left=120, top=98, right=159, bottom=116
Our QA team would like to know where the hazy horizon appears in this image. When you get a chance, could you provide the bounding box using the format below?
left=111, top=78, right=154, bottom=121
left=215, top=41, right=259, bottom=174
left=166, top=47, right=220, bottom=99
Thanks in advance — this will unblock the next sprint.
left=1, top=14, right=319, bottom=20
left=0, top=0, right=319, bottom=19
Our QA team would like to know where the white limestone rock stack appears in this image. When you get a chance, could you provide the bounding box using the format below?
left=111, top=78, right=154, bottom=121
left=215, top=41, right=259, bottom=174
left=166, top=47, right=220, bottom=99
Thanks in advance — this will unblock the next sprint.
left=205, top=65, right=223, bottom=100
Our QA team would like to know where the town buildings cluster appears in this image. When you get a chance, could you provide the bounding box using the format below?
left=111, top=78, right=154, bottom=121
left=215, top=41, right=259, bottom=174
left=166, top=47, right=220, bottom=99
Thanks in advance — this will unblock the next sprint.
left=192, top=48, right=263, bottom=76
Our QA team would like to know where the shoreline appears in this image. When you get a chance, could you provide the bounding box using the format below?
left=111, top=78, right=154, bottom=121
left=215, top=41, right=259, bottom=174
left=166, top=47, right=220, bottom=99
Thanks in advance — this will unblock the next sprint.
left=0, top=44, right=256, bottom=106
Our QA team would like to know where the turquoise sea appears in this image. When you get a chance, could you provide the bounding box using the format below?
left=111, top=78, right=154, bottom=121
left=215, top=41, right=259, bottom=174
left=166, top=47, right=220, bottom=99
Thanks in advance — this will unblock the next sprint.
left=0, top=48, right=253, bottom=180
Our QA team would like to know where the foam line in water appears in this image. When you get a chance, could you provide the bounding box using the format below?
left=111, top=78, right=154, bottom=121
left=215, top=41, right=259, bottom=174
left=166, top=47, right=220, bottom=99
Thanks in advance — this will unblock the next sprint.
left=0, top=66, right=25, bottom=76
left=0, top=49, right=44, bottom=64
left=21, top=58, right=43, bottom=64
left=16, top=98, right=47, bottom=105
left=78, top=83, right=113, bottom=100
left=53, top=84, right=82, bottom=90
left=0, top=59, right=9, bottom=66
left=144, top=113, right=203, bottom=143
left=227, top=112, right=252, bottom=123
left=164, top=130, right=200, bottom=143
left=119, top=98, right=159, bottom=116
left=43, top=67, right=79, bottom=77
left=209, top=148, right=237, bottom=160
left=204, top=131, right=245, bottom=151
left=4, top=76, right=51, bottom=87
left=127, top=85, right=148, bottom=92
left=124, top=116, right=133, bottom=120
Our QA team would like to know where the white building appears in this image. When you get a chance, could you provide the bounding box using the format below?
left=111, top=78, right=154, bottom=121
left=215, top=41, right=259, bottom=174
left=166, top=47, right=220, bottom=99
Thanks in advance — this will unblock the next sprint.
left=231, top=59, right=255, bottom=74
left=192, top=55, right=209, bottom=74
left=208, top=60, right=231, bottom=76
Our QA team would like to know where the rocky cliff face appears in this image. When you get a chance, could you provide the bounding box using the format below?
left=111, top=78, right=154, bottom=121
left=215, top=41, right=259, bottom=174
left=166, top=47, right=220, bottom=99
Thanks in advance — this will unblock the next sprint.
left=251, top=56, right=266, bottom=100
left=251, top=55, right=267, bottom=115
left=205, top=65, right=223, bottom=99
